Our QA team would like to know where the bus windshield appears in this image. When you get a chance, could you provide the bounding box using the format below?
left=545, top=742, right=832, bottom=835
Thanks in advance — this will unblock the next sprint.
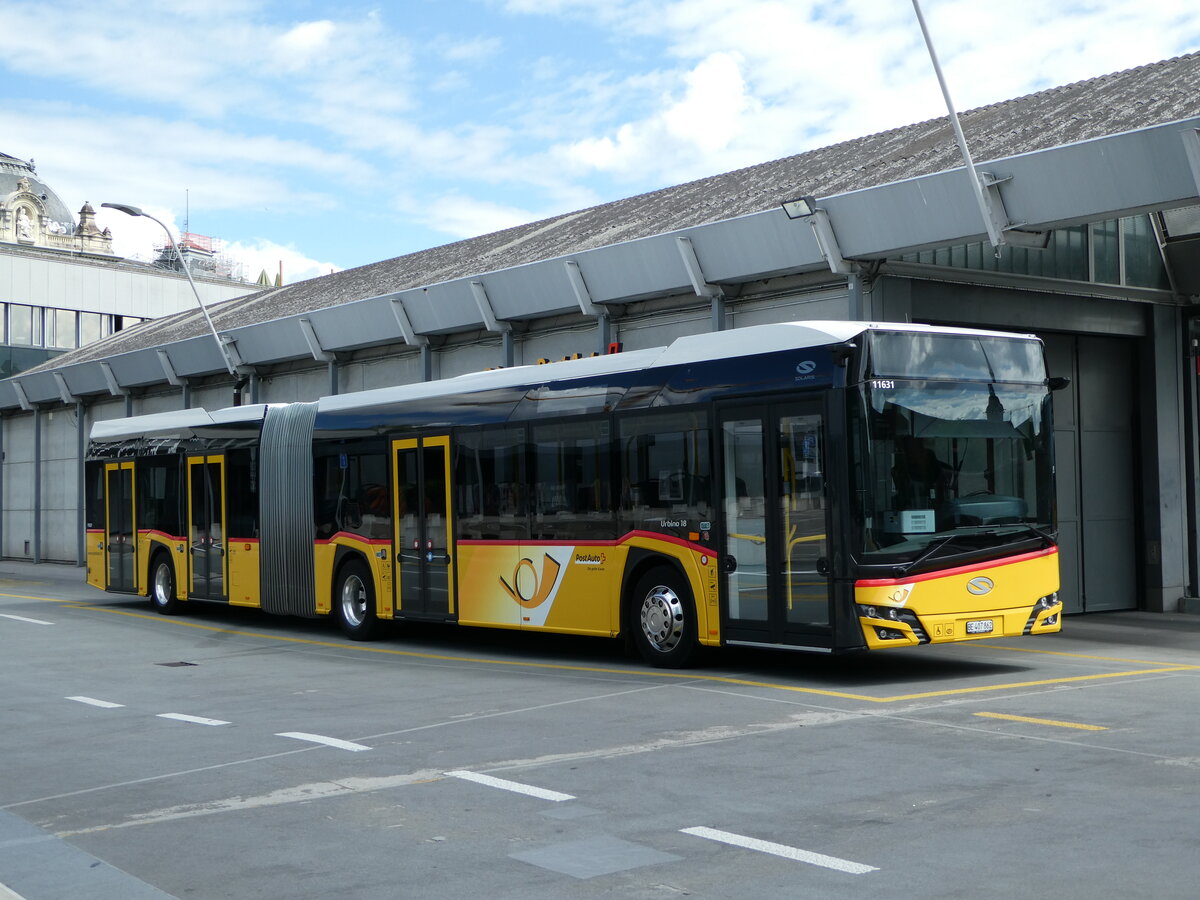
left=851, top=374, right=1055, bottom=566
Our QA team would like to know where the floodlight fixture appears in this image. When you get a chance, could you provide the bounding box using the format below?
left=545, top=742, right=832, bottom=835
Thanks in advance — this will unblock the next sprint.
left=780, top=196, right=817, bottom=219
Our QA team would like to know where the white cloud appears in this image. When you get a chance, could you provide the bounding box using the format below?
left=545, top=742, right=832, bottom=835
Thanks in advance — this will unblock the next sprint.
left=94, top=204, right=184, bottom=262
left=273, top=20, right=337, bottom=59
left=221, top=239, right=341, bottom=285
left=518, top=0, right=1200, bottom=191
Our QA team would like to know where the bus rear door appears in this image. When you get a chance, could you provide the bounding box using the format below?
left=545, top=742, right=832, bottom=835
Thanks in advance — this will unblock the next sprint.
left=104, top=461, right=137, bottom=592
left=187, top=454, right=227, bottom=600
left=392, top=435, right=456, bottom=620
left=719, top=402, right=832, bottom=649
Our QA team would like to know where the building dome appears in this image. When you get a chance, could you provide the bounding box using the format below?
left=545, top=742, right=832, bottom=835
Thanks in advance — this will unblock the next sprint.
left=1, top=151, right=112, bottom=255
left=0, top=152, right=77, bottom=233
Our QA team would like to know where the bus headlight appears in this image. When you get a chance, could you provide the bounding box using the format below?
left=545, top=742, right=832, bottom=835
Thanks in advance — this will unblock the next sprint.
left=858, top=604, right=901, bottom=622
left=1034, top=592, right=1060, bottom=611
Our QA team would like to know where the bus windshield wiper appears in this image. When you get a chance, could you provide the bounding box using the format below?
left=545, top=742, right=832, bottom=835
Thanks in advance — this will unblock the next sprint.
left=1018, top=522, right=1056, bottom=546
left=894, top=534, right=964, bottom=576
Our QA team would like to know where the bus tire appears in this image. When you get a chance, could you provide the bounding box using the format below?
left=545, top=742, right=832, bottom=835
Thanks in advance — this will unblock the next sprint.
left=630, top=566, right=699, bottom=668
left=149, top=551, right=180, bottom=615
left=335, top=559, right=380, bottom=641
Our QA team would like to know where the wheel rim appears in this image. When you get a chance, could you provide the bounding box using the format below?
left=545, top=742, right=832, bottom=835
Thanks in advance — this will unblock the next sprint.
left=153, top=563, right=173, bottom=606
left=639, top=583, right=684, bottom=653
left=340, top=574, right=368, bottom=628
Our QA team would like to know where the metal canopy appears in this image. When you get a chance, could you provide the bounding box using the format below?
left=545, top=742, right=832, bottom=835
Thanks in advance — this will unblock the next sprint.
left=4, top=116, right=1199, bottom=411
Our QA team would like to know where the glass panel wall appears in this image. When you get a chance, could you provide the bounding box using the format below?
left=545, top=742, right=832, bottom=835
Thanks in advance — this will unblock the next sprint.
left=899, top=215, right=1168, bottom=290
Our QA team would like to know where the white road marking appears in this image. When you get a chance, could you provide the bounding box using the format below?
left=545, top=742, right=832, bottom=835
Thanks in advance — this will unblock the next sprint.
left=0, top=613, right=53, bottom=625
left=446, top=770, right=575, bottom=802
left=681, top=827, right=879, bottom=875
left=57, top=770, right=445, bottom=835
left=275, top=732, right=371, bottom=752
left=157, top=713, right=231, bottom=726
left=66, top=696, right=125, bottom=709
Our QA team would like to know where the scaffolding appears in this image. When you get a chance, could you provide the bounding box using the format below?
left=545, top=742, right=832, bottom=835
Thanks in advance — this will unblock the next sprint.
left=153, top=231, right=245, bottom=282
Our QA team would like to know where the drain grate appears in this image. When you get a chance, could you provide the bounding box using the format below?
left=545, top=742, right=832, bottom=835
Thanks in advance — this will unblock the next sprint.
left=156, top=661, right=198, bottom=667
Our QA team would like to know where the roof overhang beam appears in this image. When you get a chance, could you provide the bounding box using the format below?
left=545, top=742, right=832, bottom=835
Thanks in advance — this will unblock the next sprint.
left=298, top=317, right=334, bottom=362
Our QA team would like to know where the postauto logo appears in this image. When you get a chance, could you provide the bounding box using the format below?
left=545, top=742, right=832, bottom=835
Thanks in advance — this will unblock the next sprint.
left=966, top=576, right=994, bottom=596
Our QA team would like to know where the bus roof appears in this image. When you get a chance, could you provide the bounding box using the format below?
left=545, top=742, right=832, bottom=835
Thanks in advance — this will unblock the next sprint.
left=90, top=404, right=268, bottom=442
left=89, top=321, right=1037, bottom=443
left=315, top=320, right=1036, bottom=416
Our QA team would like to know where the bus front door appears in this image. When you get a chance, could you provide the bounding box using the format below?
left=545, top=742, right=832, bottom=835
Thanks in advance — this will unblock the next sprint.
left=104, top=461, right=137, bottom=592
left=187, top=455, right=227, bottom=600
left=392, top=436, right=456, bottom=619
left=719, top=403, right=831, bottom=649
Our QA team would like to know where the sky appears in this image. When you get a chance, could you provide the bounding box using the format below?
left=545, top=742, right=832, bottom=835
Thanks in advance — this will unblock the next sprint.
left=3, top=0, right=1199, bottom=285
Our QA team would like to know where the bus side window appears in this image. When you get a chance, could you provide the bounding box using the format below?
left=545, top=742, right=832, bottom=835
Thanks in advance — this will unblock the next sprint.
left=618, top=410, right=713, bottom=541
left=455, top=427, right=528, bottom=541
left=531, top=418, right=612, bottom=541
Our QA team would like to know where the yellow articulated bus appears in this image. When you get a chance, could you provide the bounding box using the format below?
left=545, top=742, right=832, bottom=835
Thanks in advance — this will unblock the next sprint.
left=85, top=321, right=1064, bottom=667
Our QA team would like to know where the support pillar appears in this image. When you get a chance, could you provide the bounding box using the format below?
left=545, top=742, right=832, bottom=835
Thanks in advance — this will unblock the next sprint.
left=33, top=407, right=41, bottom=564
left=76, top=401, right=86, bottom=566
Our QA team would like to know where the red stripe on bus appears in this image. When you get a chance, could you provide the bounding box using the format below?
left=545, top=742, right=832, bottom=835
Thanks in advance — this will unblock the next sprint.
left=137, top=530, right=186, bottom=541
left=458, top=530, right=710, bottom=554
left=316, top=532, right=390, bottom=546
left=854, top=547, right=1058, bottom=587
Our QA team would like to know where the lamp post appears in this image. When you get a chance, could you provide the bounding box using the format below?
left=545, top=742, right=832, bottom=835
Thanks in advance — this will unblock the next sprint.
left=101, top=202, right=237, bottom=376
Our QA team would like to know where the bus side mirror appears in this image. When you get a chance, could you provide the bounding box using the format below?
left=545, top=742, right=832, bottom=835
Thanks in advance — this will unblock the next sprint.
left=1048, top=376, right=1070, bottom=392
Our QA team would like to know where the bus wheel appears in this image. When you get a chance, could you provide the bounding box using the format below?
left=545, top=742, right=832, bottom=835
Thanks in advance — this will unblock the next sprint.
left=335, top=560, right=380, bottom=641
left=150, top=553, right=180, bottom=615
left=630, top=567, right=698, bottom=668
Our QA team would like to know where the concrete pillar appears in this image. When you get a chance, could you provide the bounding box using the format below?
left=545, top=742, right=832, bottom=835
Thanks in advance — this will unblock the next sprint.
left=1142, top=305, right=1189, bottom=612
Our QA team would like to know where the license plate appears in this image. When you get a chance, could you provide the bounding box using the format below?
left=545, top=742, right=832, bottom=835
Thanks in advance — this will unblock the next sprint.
left=966, top=619, right=994, bottom=635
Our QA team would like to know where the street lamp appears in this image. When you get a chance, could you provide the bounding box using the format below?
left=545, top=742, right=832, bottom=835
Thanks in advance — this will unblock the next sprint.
left=101, top=202, right=237, bottom=376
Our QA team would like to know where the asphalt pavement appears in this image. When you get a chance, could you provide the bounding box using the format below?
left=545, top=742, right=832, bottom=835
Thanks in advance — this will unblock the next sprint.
left=2, top=560, right=1199, bottom=899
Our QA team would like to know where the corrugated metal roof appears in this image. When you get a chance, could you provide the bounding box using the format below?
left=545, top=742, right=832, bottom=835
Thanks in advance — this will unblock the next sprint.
left=17, top=51, right=1200, bottom=376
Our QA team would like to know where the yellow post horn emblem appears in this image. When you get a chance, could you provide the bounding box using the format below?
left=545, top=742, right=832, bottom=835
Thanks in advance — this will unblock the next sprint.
left=499, top=554, right=562, bottom=608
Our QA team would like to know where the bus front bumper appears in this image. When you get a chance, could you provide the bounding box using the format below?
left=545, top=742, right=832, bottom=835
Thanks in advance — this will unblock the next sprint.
left=857, top=593, right=1063, bottom=649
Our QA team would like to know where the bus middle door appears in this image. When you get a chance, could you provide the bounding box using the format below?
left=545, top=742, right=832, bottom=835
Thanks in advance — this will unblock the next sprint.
left=392, top=436, right=456, bottom=620
left=187, top=454, right=227, bottom=601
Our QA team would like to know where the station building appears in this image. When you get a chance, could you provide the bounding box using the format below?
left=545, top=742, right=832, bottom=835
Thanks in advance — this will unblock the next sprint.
left=3, top=53, right=1200, bottom=617
left=0, top=152, right=257, bottom=377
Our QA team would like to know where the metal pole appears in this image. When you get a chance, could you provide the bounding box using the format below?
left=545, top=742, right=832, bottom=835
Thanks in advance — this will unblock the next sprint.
left=910, top=0, right=1004, bottom=251
left=101, top=203, right=237, bottom=376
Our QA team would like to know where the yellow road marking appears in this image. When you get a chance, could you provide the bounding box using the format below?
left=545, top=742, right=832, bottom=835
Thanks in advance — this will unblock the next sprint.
left=969, top=640, right=1191, bottom=668
left=7, top=589, right=1198, bottom=704
left=974, top=712, right=1108, bottom=731
left=0, top=591, right=79, bottom=604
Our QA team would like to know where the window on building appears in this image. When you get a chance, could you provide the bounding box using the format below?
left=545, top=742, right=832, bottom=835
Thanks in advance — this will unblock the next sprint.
left=8, top=305, right=35, bottom=346
left=80, top=312, right=105, bottom=346
left=899, top=216, right=1168, bottom=290
left=1123, top=216, right=1171, bottom=290
left=49, top=308, right=77, bottom=349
